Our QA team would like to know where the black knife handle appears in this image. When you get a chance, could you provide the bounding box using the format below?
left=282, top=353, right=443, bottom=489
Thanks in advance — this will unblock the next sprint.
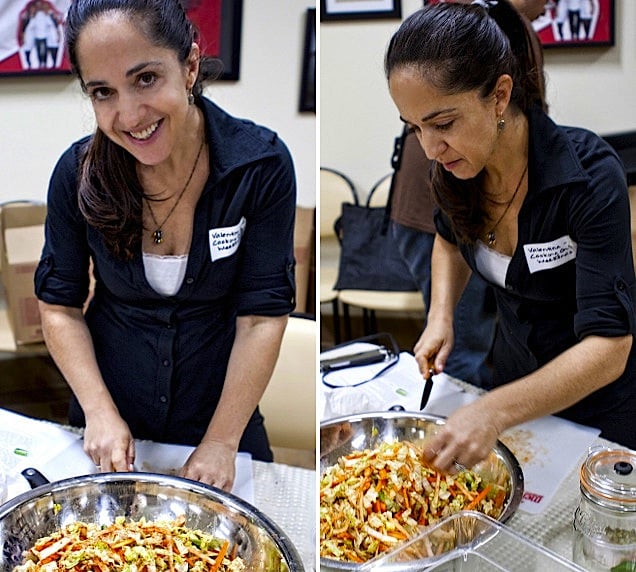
left=21, top=467, right=50, bottom=489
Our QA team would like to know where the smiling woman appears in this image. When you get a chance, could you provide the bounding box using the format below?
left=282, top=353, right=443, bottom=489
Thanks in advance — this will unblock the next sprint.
left=33, top=0, right=298, bottom=494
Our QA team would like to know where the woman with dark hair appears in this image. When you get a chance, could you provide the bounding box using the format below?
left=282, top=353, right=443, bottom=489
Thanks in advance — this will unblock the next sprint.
left=35, top=0, right=297, bottom=491
left=385, top=0, right=635, bottom=471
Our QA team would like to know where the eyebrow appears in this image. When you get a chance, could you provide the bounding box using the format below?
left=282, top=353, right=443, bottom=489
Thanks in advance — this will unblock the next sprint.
left=84, top=61, right=163, bottom=88
left=399, top=108, right=456, bottom=124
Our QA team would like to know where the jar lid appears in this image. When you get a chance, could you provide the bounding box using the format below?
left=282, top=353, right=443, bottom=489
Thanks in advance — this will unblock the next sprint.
left=580, top=448, right=636, bottom=510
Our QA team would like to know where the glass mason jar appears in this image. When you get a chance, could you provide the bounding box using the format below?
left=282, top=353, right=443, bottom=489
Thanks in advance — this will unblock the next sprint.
left=573, top=448, right=636, bottom=571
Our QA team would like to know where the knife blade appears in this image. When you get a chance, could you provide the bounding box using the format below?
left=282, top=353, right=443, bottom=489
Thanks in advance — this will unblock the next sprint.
left=420, top=368, right=435, bottom=410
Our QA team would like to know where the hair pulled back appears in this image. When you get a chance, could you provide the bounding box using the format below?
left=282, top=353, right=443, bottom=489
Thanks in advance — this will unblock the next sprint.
left=65, top=0, right=221, bottom=259
left=384, top=0, right=545, bottom=243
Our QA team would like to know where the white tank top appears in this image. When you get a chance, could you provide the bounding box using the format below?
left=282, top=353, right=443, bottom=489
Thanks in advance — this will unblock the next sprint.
left=142, top=253, right=188, bottom=297
left=474, top=240, right=511, bottom=288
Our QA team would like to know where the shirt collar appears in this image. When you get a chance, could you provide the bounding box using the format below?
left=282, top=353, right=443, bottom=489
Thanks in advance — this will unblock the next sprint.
left=528, top=106, right=589, bottom=194
left=199, top=97, right=280, bottom=184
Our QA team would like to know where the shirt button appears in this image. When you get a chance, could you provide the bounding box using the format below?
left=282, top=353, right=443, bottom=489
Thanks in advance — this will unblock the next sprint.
left=162, top=359, right=170, bottom=367
left=159, top=395, right=168, bottom=403
left=186, top=277, right=194, bottom=284
left=617, top=281, right=626, bottom=291
left=506, top=284, right=513, bottom=291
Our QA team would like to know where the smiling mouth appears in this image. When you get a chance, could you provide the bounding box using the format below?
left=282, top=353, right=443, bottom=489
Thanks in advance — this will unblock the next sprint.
left=129, top=121, right=160, bottom=141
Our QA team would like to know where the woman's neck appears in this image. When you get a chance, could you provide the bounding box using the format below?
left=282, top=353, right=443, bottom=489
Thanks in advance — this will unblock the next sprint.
left=483, top=112, right=529, bottom=199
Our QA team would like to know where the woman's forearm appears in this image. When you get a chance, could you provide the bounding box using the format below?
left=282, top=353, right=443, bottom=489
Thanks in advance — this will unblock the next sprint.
left=38, top=301, right=119, bottom=418
left=484, top=334, right=633, bottom=433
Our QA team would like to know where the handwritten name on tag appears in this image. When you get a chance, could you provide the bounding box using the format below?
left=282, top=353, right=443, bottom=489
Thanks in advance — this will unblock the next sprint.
left=209, top=217, right=246, bottom=262
left=523, top=235, right=577, bottom=274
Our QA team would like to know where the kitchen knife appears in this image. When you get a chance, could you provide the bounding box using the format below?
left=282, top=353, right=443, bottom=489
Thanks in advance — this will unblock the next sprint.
left=420, top=368, right=435, bottom=410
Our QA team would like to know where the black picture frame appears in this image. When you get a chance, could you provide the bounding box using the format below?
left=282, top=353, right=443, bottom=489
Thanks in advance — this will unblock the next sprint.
left=184, top=0, right=243, bottom=81
left=299, top=8, right=316, bottom=113
left=0, top=0, right=243, bottom=79
left=320, top=0, right=401, bottom=22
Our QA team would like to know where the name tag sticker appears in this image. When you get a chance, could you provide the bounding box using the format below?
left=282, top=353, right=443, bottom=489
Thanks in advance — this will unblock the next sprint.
left=209, top=217, right=246, bottom=262
left=523, top=235, right=577, bottom=274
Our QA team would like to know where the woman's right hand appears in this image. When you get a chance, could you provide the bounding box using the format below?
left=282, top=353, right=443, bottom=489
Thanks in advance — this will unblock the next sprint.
left=83, top=408, right=135, bottom=473
left=413, top=316, right=455, bottom=377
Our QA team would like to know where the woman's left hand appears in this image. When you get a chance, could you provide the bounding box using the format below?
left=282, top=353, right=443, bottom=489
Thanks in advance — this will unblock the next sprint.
left=179, top=440, right=237, bottom=491
left=422, top=398, right=501, bottom=473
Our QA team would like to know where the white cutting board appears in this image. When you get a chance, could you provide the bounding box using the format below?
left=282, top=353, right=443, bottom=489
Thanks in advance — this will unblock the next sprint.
left=0, top=409, right=254, bottom=506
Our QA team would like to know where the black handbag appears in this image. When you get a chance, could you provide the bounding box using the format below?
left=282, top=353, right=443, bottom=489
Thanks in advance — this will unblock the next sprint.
left=333, top=133, right=418, bottom=292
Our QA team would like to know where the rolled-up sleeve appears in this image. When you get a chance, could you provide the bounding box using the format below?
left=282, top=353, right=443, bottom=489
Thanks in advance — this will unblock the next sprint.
left=34, top=142, right=91, bottom=308
left=572, top=153, right=636, bottom=338
left=235, top=139, right=297, bottom=316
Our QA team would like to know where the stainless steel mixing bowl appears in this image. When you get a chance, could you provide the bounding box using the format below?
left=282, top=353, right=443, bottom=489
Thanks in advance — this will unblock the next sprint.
left=0, top=472, right=303, bottom=571
left=320, top=411, right=524, bottom=571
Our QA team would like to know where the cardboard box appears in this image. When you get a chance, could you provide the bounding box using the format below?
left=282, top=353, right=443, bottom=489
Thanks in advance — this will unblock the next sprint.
left=0, top=203, right=46, bottom=345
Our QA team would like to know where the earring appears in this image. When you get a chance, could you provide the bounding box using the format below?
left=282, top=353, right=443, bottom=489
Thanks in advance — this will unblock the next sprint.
left=187, top=89, right=195, bottom=105
left=497, top=115, right=505, bottom=132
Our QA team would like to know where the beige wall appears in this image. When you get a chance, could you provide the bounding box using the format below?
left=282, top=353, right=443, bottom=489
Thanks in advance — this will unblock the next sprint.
left=320, top=0, right=636, bottom=201
left=0, top=1, right=316, bottom=208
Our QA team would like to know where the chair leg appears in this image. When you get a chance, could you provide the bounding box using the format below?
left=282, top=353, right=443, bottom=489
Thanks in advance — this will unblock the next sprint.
left=331, top=298, right=341, bottom=344
left=362, top=309, right=371, bottom=336
left=343, top=302, right=352, bottom=340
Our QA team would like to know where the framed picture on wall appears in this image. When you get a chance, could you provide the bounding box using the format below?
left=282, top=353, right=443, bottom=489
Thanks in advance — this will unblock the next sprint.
left=321, top=0, right=402, bottom=22
left=423, top=0, right=615, bottom=49
left=185, top=0, right=243, bottom=80
left=0, top=0, right=243, bottom=79
left=0, top=0, right=72, bottom=76
left=299, top=8, right=316, bottom=113
left=532, top=0, right=615, bottom=48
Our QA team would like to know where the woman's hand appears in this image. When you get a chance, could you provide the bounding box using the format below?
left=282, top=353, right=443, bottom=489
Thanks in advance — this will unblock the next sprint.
left=84, top=409, right=135, bottom=472
left=180, top=440, right=237, bottom=492
left=413, top=315, right=455, bottom=376
left=422, top=398, right=501, bottom=473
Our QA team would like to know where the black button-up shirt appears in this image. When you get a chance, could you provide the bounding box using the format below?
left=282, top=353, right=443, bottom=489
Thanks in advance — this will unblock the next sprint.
left=435, top=107, right=636, bottom=428
left=35, top=98, right=296, bottom=446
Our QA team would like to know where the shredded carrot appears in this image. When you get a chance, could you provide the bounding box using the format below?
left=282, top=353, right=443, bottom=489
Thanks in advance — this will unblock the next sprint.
left=466, top=483, right=492, bottom=510
left=210, top=539, right=230, bottom=572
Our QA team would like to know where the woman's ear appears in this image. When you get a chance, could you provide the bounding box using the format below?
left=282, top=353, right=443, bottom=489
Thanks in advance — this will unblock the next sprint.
left=493, top=73, right=514, bottom=116
left=185, top=42, right=200, bottom=91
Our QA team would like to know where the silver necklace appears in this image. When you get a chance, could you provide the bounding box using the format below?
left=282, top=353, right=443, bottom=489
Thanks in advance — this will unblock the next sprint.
left=486, top=163, right=528, bottom=247
left=145, top=138, right=205, bottom=245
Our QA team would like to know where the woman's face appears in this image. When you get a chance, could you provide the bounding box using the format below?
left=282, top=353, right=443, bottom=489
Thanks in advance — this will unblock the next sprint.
left=388, top=66, right=502, bottom=180
left=76, top=11, right=198, bottom=167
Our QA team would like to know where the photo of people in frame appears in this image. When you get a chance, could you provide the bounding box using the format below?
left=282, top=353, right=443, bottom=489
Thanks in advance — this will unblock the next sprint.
left=18, top=0, right=67, bottom=70
left=532, top=0, right=614, bottom=47
left=0, top=0, right=71, bottom=75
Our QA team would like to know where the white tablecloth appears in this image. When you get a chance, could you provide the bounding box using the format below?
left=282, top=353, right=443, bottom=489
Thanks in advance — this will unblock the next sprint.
left=0, top=408, right=316, bottom=571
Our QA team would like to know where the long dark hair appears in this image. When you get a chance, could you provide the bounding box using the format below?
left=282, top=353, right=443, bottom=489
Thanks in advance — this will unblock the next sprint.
left=65, top=0, right=222, bottom=259
left=384, top=0, right=546, bottom=243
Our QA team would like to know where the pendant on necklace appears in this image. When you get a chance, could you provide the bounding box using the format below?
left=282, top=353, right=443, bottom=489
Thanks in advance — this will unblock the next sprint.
left=152, top=229, right=164, bottom=244
left=487, top=231, right=496, bottom=247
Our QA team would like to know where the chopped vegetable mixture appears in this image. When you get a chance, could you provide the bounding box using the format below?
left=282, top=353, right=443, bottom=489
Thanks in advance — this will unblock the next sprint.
left=320, top=440, right=508, bottom=563
left=13, top=515, right=246, bottom=571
